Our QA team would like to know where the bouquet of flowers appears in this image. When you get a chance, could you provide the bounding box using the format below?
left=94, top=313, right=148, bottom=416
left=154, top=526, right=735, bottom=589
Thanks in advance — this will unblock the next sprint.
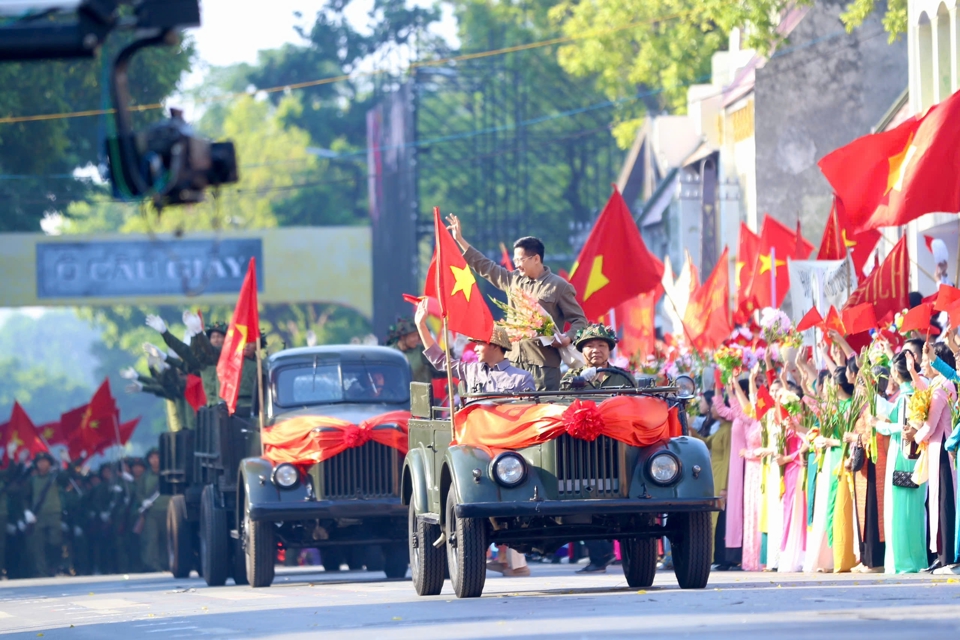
left=632, top=353, right=664, bottom=377
left=491, top=286, right=583, bottom=367
left=760, top=308, right=795, bottom=344
left=907, top=388, right=932, bottom=426
left=714, top=345, right=744, bottom=384
left=776, top=388, right=803, bottom=417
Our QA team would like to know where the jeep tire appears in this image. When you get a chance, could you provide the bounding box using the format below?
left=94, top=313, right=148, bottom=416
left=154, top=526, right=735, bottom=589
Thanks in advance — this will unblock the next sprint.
left=409, top=503, right=445, bottom=594
left=199, top=485, right=229, bottom=587
left=167, top=495, right=194, bottom=579
left=445, top=490, right=486, bottom=598
left=619, top=537, right=658, bottom=588
left=243, top=497, right=275, bottom=588
left=669, top=511, right=712, bottom=589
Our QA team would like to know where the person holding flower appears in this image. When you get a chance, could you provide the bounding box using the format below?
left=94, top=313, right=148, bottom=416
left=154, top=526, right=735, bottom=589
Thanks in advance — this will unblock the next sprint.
left=873, top=351, right=927, bottom=573
left=445, top=215, right=587, bottom=391
left=776, top=384, right=808, bottom=573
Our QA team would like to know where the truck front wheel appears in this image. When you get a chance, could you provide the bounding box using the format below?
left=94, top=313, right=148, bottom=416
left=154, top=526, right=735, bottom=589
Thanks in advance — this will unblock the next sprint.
left=669, top=512, right=712, bottom=589
left=409, top=503, right=444, bottom=595
left=444, top=491, right=486, bottom=598
left=243, top=502, right=275, bottom=588
left=619, top=537, right=658, bottom=588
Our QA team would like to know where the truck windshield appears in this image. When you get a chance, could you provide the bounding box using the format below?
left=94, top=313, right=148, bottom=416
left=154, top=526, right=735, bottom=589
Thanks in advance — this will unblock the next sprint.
left=274, top=362, right=409, bottom=407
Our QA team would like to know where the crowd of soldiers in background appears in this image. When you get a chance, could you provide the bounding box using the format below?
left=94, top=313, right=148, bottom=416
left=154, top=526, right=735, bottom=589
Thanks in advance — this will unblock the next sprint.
left=0, top=449, right=167, bottom=579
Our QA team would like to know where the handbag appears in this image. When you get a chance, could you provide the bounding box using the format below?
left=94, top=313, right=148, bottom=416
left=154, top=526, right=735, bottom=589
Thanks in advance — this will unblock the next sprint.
left=849, top=436, right=866, bottom=473
left=892, top=470, right=920, bottom=489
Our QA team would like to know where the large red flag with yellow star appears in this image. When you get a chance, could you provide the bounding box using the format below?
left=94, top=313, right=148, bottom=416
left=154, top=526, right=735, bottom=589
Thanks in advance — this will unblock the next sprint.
left=434, top=207, right=494, bottom=342
left=843, top=236, right=910, bottom=322
left=819, top=90, right=960, bottom=233
left=683, top=247, right=732, bottom=351
left=748, top=215, right=814, bottom=309
left=1, top=402, right=48, bottom=465
left=569, top=186, right=664, bottom=321
left=816, top=197, right=880, bottom=278
left=735, top=222, right=760, bottom=323
left=65, top=379, right=118, bottom=459
left=218, top=257, right=261, bottom=415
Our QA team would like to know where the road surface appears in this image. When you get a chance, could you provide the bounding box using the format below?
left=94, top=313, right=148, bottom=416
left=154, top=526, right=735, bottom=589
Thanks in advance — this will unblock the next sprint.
left=1, top=563, right=959, bottom=638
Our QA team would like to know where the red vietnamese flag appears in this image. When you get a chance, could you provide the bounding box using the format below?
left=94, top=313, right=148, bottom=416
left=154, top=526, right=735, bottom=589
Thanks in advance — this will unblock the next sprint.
left=569, top=186, right=664, bottom=320
left=616, top=286, right=663, bottom=358
left=37, top=420, right=65, bottom=446
left=434, top=207, right=494, bottom=341
left=796, top=307, right=824, bottom=333
left=217, top=258, right=261, bottom=415
left=822, top=306, right=845, bottom=335
left=92, top=417, right=140, bottom=455
left=735, top=223, right=760, bottom=322
left=499, top=242, right=515, bottom=271
left=934, top=284, right=960, bottom=312
left=817, top=197, right=881, bottom=278
left=683, top=247, right=732, bottom=350
left=1, top=402, right=48, bottom=465
left=843, top=236, right=910, bottom=322
left=65, top=379, right=118, bottom=459
left=819, top=90, right=960, bottom=233
left=750, top=215, right=815, bottom=309
left=755, top=386, right=775, bottom=421
left=795, top=220, right=812, bottom=259
left=184, top=375, right=206, bottom=412
left=899, top=302, right=935, bottom=335
left=842, top=303, right=878, bottom=335
left=946, top=299, right=960, bottom=329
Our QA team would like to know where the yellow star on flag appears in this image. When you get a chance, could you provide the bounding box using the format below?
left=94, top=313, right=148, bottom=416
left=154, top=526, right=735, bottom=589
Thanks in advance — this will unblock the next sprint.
left=735, top=260, right=746, bottom=287
left=758, top=253, right=786, bottom=275
left=234, top=324, right=249, bottom=354
left=583, top=255, right=610, bottom=301
left=841, top=229, right=856, bottom=249
left=42, top=427, right=55, bottom=440
left=449, top=265, right=477, bottom=302
left=885, top=133, right=916, bottom=195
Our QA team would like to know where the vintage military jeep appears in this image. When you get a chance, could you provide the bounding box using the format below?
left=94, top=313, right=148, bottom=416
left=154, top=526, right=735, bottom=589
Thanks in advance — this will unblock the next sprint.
left=403, top=377, right=720, bottom=598
left=238, top=345, right=412, bottom=587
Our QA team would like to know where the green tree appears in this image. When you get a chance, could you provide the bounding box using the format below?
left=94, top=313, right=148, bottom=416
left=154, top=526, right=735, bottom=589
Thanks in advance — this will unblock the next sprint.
left=549, top=0, right=806, bottom=147
left=0, top=357, right=92, bottom=426
left=0, top=32, right=193, bottom=231
left=839, top=0, right=907, bottom=41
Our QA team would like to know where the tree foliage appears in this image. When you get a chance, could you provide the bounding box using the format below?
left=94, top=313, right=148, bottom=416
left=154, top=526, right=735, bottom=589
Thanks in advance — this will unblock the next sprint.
left=839, top=0, right=907, bottom=42
left=549, top=0, right=807, bottom=147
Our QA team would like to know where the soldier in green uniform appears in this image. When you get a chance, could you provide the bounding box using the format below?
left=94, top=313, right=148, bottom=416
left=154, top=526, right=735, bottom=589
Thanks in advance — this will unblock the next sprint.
left=25, top=452, right=66, bottom=577
left=0, top=461, right=20, bottom=578
left=91, top=464, right=125, bottom=575
left=145, top=312, right=226, bottom=407
left=136, top=450, right=169, bottom=572
left=560, top=324, right=636, bottom=391
left=386, top=317, right=440, bottom=385
left=124, top=355, right=196, bottom=432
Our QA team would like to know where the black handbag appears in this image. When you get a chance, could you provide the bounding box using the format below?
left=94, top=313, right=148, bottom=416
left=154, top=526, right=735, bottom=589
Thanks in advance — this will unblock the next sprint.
left=892, top=470, right=919, bottom=489
left=849, top=437, right=866, bottom=473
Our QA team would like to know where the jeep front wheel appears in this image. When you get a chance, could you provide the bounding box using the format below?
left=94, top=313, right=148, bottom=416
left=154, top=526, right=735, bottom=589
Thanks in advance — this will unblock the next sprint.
left=619, top=537, right=658, bottom=588
left=410, top=502, right=445, bottom=595
left=244, top=501, right=275, bottom=588
left=445, top=490, right=486, bottom=598
left=669, top=512, right=712, bottom=589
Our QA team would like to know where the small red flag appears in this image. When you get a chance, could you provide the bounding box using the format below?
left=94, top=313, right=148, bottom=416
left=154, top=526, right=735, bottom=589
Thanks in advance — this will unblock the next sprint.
left=841, top=303, right=878, bottom=335
left=37, top=420, right=65, bottom=446
left=817, top=197, right=881, bottom=278
left=819, top=89, right=960, bottom=233
left=822, top=306, right=845, bottom=335
left=750, top=215, right=814, bottom=309
left=735, top=222, right=760, bottom=322
left=184, top=375, right=207, bottom=412
left=843, top=236, right=911, bottom=322
left=499, top=242, right=515, bottom=271
left=755, top=386, right=775, bottom=421
left=117, top=418, right=139, bottom=447
left=434, top=207, right=495, bottom=341
left=946, top=299, right=960, bottom=329
left=1, top=402, right=48, bottom=465
left=569, top=186, right=665, bottom=320
left=683, top=247, right=732, bottom=351
left=616, top=285, right=663, bottom=359
left=65, top=379, right=119, bottom=459
left=934, top=284, right=960, bottom=312
left=899, top=302, right=935, bottom=335
left=217, top=258, right=261, bottom=415
left=796, top=307, right=824, bottom=333
left=924, top=235, right=936, bottom=253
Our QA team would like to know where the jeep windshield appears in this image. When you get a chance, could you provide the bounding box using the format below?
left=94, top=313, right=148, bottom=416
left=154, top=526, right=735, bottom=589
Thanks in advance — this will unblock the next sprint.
left=274, top=360, right=409, bottom=407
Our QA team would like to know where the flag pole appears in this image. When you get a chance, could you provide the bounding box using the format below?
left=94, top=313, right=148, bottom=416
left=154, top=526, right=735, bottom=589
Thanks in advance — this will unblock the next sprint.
left=770, top=246, right=777, bottom=309
left=442, top=317, right=456, bottom=439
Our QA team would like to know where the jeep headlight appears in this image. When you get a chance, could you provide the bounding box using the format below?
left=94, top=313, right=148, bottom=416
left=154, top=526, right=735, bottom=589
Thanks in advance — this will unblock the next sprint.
left=647, top=452, right=681, bottom=486
left=492, top=453, right=526, bottom=488
left=675, top=375, right=696, bottom=400
left=271, top=463, right=299, bottom=489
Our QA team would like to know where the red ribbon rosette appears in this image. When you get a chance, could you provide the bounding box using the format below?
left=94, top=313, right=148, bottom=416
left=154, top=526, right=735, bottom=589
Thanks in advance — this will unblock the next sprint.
left=561, top=399, right=604, bottom=441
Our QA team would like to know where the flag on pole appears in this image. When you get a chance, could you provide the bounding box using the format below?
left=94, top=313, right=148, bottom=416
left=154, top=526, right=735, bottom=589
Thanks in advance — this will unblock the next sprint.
left=841, top=303, right=878, bottom=335
left=217, top=257, right=261, bottom=415
left=683, top=247, right=731, bottom=350
left=433, top=207, right=494, bottom=341
left=569, top=186, right=664, bottom=321
left=499, top=242, right=515, bottom=271
left=755, top=386, right=775, bottom=421
left=843, top=236, right=911, bottom=322
left=735, top=223, right=760, bottom=322
left=749, top=215, right=814, bottom=309
left=65, top=379, right=119, bottom=459
left=796, top=307, right=824, bottom=333
left=819, top=89, right=960, bottom=233
left=615, top=288, right=661, bottom=359
left=817, top=197, right=881, bottom=278
left=1, top=402, right=48, bottom=465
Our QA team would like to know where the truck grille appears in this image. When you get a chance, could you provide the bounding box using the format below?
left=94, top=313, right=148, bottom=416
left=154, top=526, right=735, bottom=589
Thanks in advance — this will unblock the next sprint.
left=555, top=434, right=622, bottom=498
left=321, top=441, right=400, bottom=499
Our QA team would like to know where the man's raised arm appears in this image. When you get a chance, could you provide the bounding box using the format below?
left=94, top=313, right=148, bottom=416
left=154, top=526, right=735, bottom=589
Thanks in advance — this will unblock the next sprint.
left=446, top=213, right=513, bottom=291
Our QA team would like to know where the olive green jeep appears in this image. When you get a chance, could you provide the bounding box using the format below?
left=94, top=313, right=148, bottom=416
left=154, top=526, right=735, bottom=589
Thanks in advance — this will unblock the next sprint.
left=402, top=377, right=720, bottom=598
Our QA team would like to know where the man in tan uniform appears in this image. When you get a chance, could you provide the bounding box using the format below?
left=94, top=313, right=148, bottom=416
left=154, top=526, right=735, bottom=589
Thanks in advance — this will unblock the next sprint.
left=445, top=214, right=587, bottom=391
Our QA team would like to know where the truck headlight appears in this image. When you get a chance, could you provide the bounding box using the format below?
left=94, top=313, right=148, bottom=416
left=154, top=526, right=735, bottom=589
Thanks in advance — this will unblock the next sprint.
left=271, top=463, right=300, bottom=489
left=675, top=375, right=696, bottom=400
left=647, top=452, right=681, bottom=486
left=492, top=453, right=526, bottom=488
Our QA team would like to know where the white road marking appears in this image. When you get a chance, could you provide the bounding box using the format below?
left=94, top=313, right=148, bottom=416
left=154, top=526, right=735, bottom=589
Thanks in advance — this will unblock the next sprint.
left=198, top=591, right=279, bottom=601
left=72, top=598, right=148, bottom=611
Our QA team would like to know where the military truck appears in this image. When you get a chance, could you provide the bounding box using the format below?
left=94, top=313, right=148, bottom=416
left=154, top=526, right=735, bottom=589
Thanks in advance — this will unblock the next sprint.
left=161, top=345, right=412, bottom=587
left=402, top=376, right=720, bottom=598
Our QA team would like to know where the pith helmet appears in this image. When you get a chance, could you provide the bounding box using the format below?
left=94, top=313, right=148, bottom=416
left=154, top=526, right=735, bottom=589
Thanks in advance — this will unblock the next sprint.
left=478, top=326, right=513, bottom=351
left=386, top=317, right=418, bottom=345
left=205, top=322, right=228, bottom=337
left=574, top=323, right=618, bottom=351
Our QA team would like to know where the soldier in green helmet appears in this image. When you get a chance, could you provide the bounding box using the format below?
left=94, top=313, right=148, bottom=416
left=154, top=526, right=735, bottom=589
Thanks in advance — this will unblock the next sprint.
left=25, top=452, right=67, bottom=577
left=135, top=449, right=169, bottom=572
left=145, top=312, right=226, bottom=407
left=560, top=323, right=637, bottom=391
left=387, top=317, right=441, bottom=385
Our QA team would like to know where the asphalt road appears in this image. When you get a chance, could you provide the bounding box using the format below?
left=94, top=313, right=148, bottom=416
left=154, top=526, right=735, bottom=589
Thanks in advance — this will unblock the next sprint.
left=1, top=563, right=960, bottom=639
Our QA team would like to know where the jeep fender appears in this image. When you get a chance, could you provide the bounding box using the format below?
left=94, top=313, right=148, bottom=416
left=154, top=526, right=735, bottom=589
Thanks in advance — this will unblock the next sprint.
left=402, top=449, right=430, bottom=514
left=237, top=457, right=312, bottom=528
left=443, top=445, right=549, bottom=506
left=630, top=437, right=716, bottom=500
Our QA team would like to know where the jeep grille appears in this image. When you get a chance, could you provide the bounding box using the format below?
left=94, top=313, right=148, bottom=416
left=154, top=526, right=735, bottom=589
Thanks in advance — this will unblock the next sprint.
left=320, top=441, right=401, bottom=500
left=555, top=434, right=622, bottom=498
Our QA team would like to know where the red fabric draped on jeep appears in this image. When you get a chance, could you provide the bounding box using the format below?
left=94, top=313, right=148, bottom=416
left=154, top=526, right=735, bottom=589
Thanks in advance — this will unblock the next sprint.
left=262, top=410, right=412, bottom=465
left=453, top=396, right=681, bottom=451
